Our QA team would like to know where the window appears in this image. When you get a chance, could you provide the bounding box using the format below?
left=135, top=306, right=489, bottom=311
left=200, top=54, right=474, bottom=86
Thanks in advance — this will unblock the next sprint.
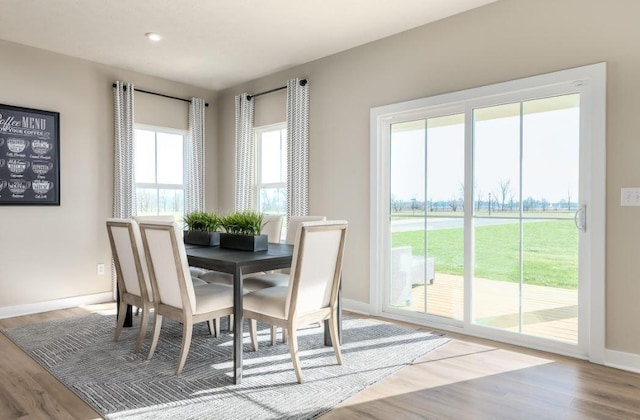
left=134, top=125, right=186, bottom=222
left=255, top=123, right=287, bottom=215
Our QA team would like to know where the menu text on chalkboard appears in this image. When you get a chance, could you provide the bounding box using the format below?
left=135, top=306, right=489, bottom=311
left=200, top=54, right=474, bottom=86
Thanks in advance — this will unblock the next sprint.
left=0, top=104, right=60, bottom=205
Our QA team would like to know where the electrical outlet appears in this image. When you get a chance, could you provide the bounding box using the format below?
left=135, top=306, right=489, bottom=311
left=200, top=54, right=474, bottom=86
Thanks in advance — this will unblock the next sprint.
left=97, top=263, right=106, bottom=275
left=621, top=188, right=640, bottom=206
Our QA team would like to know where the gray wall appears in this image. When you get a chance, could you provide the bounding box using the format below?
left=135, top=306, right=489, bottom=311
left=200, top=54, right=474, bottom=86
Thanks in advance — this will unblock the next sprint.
left=0, top=39, right=217, bottom=308
left=217, top=0, right=640, bottom=356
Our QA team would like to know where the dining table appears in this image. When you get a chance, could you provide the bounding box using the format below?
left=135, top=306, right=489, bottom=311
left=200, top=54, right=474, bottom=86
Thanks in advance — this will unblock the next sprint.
left=184, top=242, right=341, bottom=385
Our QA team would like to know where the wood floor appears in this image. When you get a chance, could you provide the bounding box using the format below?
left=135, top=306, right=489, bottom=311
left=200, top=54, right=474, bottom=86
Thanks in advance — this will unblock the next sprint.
left=1, top=303, right=639, bottom=420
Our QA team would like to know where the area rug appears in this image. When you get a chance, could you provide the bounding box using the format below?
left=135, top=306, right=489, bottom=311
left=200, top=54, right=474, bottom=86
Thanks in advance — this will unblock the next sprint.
left=2, top=312, right=449, bottom=419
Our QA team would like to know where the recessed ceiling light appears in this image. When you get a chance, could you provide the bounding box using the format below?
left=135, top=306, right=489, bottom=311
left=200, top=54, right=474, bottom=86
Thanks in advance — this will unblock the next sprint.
left=145, top=32, right=162, bottom=42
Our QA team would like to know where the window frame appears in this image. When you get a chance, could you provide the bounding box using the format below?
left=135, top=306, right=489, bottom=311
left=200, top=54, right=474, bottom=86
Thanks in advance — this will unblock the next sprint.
left=254, top=122, right=287, bottom=215
left=133, top=124, right=188, bottom=219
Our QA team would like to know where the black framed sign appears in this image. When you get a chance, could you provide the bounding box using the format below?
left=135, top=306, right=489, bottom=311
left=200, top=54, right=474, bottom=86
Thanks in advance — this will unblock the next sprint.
left=0, top=104, right=60, bottom=205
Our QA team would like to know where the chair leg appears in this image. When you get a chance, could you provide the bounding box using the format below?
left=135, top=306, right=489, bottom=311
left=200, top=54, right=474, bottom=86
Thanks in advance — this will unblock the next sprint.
left=113, top=300, right=128, bottom=341
left=329, top=312, right=343, bottom=365
left=176, top=318, right=193, bottom=375
left=214, top=318, right=221, bottom=337
left=147, top=314, right=163, bottom=360
left=288, top=325, right=303, bottom=384
left=283, top=328, right=288, bottom=343
left=249, top=319, right=258, bottom=351
left=207, top=319, right=216, bottom=336
left=133, top=305, right=150, bottom=353
left=270, top=325, right=277, bottom=346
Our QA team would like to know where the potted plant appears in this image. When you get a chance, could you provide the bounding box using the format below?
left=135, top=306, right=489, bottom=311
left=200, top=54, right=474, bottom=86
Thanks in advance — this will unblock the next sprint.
left=183, top=210, right=222, bottom=246
left=218, top=210, right=268, bottom=251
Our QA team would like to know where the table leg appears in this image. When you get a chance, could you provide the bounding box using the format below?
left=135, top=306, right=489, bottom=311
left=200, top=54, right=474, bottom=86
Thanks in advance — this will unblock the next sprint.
left=324, top=286, right=342, bottom=346
left=233, top=266, right=243, bottom=384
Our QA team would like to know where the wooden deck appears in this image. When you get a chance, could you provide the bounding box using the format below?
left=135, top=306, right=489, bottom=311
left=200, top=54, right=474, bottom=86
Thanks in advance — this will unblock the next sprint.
left=393, top=273, right=578, bottom=343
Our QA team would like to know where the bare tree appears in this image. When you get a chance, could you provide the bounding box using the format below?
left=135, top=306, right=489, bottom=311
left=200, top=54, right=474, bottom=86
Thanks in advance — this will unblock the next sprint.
left=566, top=187, right=573, bottom=211
left=497, top=178, right=511, bottom=212
left=540, top=197, right=549, bottom=211
left=449, top=196, right=458, bottom=212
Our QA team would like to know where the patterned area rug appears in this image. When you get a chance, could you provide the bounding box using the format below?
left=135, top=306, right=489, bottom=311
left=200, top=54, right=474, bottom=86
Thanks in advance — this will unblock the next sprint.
left=2, top=312, right=449, bottom=419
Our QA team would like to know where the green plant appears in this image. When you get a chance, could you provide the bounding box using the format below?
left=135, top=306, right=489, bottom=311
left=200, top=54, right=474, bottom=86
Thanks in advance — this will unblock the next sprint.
left=183, top=211, right=221, bottom=232
left=219, top=211, right=264, bottom=235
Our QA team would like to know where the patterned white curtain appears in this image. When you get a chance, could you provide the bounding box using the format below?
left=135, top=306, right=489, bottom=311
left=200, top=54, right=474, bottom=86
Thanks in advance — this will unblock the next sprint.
left=186, top=97, right=206, bottom=214
left=112, top=81, right=135, bottom=298
left=235, top=93, right=255, bottom=210
left=286, top=78, right=309, bottom=218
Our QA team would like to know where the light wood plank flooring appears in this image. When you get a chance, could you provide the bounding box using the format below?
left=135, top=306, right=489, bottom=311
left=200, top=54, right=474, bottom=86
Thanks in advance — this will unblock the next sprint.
left=1, top=303, right=639, bottom=419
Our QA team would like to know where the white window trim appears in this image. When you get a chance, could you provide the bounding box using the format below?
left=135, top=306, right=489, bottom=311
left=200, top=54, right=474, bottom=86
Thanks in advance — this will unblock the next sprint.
left=370, top=63, right=606, bottom=364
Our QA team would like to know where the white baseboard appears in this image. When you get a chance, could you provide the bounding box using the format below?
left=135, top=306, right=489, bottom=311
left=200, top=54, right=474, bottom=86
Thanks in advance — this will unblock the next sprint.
left=0, top=292, right=114, bottom=320
left=342, top=298, right=371, bottom=315
left=604, top=349, right=640, bottom=374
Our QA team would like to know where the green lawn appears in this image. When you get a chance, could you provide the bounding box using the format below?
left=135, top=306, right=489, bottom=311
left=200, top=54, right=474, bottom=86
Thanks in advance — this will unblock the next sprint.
left=392, top=220, right=578, bottom=289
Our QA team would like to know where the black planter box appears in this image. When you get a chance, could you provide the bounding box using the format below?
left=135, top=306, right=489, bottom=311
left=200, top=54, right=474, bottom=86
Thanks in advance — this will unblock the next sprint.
left=219, top=233, right=268, bottom=252
left=183, top=230, right=220, bottom=246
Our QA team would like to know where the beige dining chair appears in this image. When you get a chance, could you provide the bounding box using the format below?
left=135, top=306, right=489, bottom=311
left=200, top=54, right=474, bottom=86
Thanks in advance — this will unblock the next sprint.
left=139, top=220, right=235, bottom=374
left=261, top=214, right=284, bottom=243
left=242, top=215, right=326, bottom=343
left=243, top=220, right=348, bottom=383
left=106, top=218, right=155, bottom=354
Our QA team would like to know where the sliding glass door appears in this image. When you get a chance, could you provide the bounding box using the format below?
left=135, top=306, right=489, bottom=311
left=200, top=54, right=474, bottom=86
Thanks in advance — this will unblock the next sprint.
left=373, top=64, right=605, bottom=358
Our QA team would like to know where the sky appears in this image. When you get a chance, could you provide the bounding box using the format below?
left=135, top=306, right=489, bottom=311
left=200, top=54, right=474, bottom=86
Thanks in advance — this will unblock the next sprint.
left=390, top=101, right=580, bottom=204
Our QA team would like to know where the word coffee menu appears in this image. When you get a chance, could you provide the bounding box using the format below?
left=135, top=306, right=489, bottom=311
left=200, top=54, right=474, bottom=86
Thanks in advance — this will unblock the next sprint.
left=0, top=104, right=60, bottom=205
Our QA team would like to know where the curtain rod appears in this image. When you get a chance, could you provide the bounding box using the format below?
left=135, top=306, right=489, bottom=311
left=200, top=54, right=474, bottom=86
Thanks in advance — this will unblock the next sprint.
left=246, top=79, right=307, bottom=101
left=112, top=83, right=209, bottom=107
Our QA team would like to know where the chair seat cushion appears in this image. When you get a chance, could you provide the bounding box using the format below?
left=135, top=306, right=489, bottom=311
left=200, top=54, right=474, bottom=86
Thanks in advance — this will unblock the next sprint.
left=193, top=283, right=234, bottom=314
left=243, top=286, right=288, bottom=319
left=189, top=266, right=209, bottom=278
left=199, top=270, right=234, bottom=286
left=192, top=277, right=207, bottom=286
left=242, top=273, right=289, bottom=292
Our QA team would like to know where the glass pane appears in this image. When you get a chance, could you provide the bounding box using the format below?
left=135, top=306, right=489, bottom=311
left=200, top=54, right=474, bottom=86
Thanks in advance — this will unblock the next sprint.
left=260, top=130, right=285, bottom=184
left=522, top=94, right=579, bottom=218
left=390, top=120, right=425, bottom=310
left=158, top=189, right=184, bottom=223
left=259, top=187, right=286, bottom=214
left=136, top=188, right=158, bottom=215
left=134, top=129, right=156, bottom=183
left=522, top=219, right=578, bottom=342
left=474, top=103, right=521, bottom=216
left=473, top=220, right=521, bottom=332
left=425, top=114, right=465, bottom=320
left=157, top=132, right=184, bottom=184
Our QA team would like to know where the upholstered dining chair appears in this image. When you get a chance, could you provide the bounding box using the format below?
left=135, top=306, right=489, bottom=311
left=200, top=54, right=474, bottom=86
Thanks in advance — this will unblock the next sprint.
left=241, top=215, right=326, bottom=343
left=106, top=218, right=155, bottom=354
left=243, top=220, right=348, bottom=383
left=107, top=218, right=213, bottom=351
left=261, top=214, right=284, bottom=243
left=138, top=220, right=235, bottom=374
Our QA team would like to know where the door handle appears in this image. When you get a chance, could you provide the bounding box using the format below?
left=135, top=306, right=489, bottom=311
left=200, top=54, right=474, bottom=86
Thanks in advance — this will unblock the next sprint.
left=574, top=205, right=586, bottom=232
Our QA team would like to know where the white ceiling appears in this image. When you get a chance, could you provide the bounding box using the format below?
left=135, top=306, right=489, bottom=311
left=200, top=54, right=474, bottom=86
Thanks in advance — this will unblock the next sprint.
left=0, top=0, right=497, bottom=91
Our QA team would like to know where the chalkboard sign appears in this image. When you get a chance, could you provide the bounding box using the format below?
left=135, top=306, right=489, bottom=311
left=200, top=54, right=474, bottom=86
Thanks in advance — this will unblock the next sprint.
left=0, top=104, right=60, bottom=205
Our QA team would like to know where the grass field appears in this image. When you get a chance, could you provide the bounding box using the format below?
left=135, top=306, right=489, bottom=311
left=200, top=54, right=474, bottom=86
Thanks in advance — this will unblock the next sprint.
left=392, top=219, right=578, bottom=289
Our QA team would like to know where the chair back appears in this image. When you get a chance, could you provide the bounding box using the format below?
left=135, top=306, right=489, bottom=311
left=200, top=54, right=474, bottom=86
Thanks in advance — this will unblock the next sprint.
left=285, top=216, right=326, bottom=245
left=286, top=220, right=347, bottom=317
left=261, top=215, right=284, bottom=243
left=106, top=219, right=152, bottom=302
left=134, top=215, right=176, bottom=223
left=139, top=220, right=196, bottom=314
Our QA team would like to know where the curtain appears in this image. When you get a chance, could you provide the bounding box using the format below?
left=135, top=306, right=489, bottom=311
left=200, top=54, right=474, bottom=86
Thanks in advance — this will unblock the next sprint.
left=286, top=78, right=310, bottom=218
left=186, top=97, right=206, bottom=214
left=112, top=81, right=135, bottom=298
left=235, top=93, right=255, bottom=210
